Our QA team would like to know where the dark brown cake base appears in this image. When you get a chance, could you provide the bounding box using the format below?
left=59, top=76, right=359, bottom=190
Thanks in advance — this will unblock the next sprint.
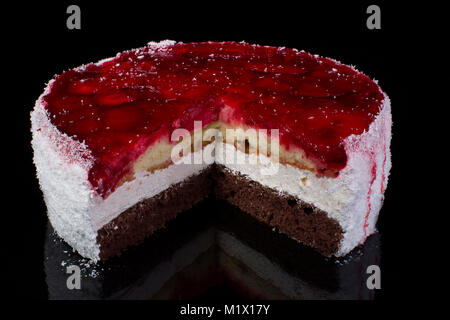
left=214, top=165, right=343, bottom=256
left=97, top=164, right=344, bottom=260
left=97, top=167, right=214, bottom=260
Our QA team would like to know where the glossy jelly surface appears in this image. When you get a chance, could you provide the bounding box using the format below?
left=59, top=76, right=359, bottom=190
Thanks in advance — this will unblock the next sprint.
left=42, top=41, right=384, bottom=196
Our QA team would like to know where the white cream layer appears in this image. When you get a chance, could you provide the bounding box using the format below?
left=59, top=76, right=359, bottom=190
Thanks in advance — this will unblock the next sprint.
left=89, top=144, right=214, bottom=231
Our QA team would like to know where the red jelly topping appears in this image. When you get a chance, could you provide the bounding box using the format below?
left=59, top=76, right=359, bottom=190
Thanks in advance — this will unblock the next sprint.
left=42, top=41, right=384, bottom=197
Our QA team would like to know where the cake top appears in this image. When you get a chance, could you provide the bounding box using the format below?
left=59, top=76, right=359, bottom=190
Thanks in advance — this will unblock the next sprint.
left=40, top=41, right=384, bottom=196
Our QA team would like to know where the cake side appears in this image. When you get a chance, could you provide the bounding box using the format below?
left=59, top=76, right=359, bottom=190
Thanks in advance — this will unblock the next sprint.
left=337, top=93, right=391, bottom=254
left=214, top=93, right=391, bottom=256
left=31, top=85, right=215, bottom=260
left=31, top=83, right=100, bottom=260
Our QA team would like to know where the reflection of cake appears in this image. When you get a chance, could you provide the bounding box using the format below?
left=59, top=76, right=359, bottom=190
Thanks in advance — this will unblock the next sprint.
left=32, top=41, right=391, bottom=261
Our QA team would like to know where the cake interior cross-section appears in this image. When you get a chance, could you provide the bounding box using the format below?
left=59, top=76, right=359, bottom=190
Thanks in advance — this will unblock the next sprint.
left=31, top=41, right=392, bottom=262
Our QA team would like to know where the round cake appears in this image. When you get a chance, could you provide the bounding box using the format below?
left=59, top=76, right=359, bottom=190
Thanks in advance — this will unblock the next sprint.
left=31, top=41, right=391, bottom=261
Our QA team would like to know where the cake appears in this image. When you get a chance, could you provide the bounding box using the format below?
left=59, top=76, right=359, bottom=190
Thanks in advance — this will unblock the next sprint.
left=31, top=40, right=392, bottom=262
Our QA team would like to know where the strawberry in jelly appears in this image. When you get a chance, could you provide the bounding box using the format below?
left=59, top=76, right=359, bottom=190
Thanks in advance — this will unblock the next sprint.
left=42, top=41, right=384, bottom=197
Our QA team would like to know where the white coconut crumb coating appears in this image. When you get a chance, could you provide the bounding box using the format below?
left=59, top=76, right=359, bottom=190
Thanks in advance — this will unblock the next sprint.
left=32, top=82, right=98, bottom=260
left=147, top=39, right=177, bottom=51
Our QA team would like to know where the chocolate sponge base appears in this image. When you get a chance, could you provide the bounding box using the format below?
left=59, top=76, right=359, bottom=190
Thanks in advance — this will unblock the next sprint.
left=97, top=164, right=344, bottom=260
left=213, top=165, right=343, bottom=256
left=97, top=167, right=214, bottom=260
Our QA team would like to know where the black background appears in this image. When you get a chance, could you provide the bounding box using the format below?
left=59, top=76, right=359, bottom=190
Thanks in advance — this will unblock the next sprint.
left=5, top=0, right=416, bottom=307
